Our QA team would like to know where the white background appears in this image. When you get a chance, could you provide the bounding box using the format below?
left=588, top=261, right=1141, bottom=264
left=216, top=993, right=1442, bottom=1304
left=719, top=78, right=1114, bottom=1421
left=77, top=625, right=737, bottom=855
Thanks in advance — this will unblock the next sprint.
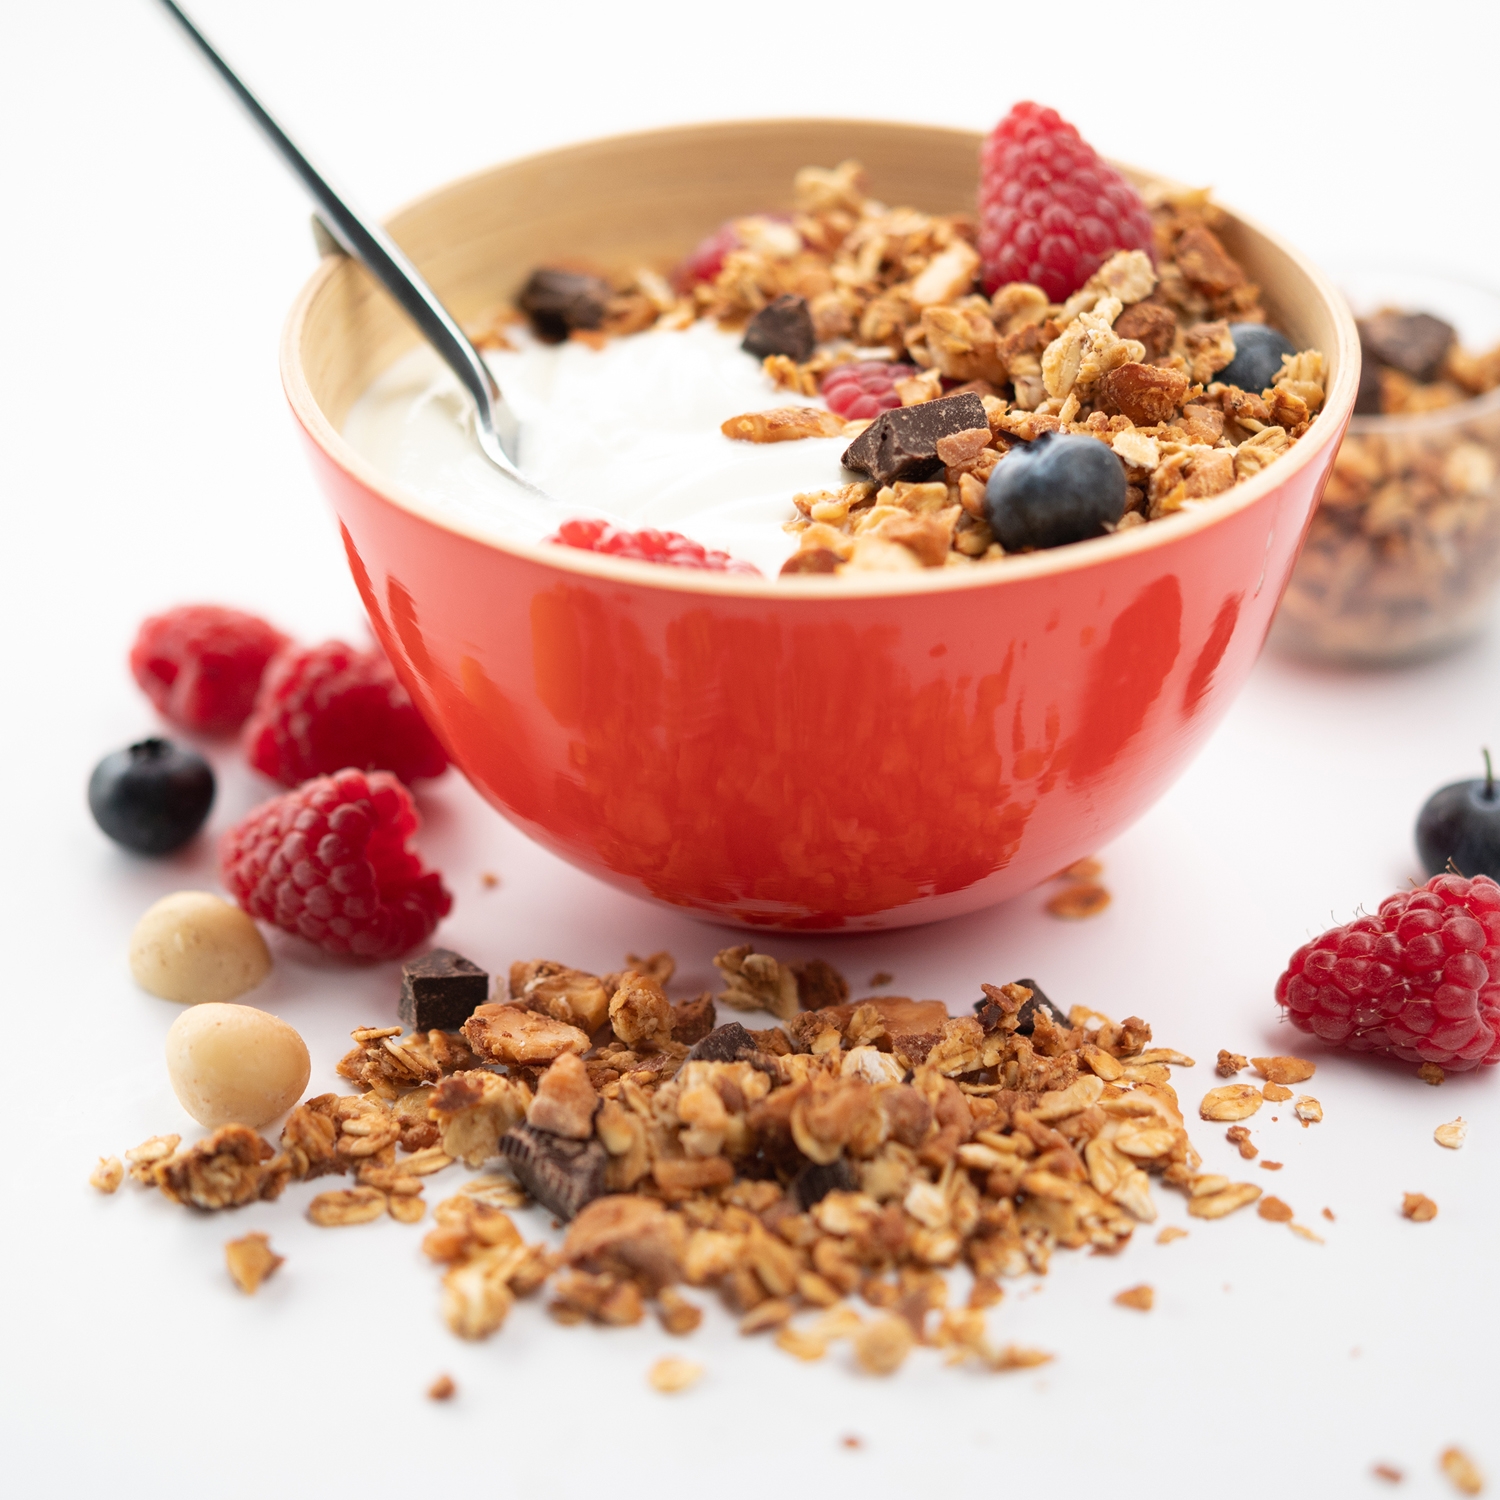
left=4, top=3, right=1500, bottom=1496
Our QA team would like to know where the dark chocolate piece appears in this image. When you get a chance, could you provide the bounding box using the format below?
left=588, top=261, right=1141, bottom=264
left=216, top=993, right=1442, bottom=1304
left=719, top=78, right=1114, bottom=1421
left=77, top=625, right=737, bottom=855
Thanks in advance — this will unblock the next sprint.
left=685, top=1021, right=759, bottom=1063
left=671, top=993, right=718, bottom=1046
left=1359, top=312, right=1456, bottom=383
left=517, top=268, right=610, bottom=344
left=499, top=1124, right=607, bottom=1220
left=741, top=294, right=815, bottom=363
left=841, top=391, right=989, bottom=486
left=791, top=1157, right=857, bottom=1211
left=791, top=958, right=849, bottom=1011
left=399, top=948, right=489, bottom=1031
left=1011, top=978, right=1068, bottom=1037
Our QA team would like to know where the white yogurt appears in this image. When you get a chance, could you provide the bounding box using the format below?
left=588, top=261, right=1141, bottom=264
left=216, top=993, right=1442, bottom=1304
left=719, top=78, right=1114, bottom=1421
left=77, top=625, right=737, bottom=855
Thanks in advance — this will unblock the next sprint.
left=341, top=320, right=852, bottom=576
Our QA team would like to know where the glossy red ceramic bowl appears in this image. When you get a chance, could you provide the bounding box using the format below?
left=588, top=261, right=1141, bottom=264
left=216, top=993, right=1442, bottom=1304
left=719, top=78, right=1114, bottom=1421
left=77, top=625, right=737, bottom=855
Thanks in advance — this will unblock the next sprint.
left=282, top=120, right=1358, bottom=931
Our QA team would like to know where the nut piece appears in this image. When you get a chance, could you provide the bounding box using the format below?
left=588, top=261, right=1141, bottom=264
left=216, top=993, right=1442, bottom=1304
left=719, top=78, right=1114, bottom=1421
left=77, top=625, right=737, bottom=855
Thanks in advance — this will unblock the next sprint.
left=1045, top=883, right=1111, bottom=920
left=1434, top=1117, right=1468, bottom=1150
left=1294, top=1095, right=1323, bottom=1125
left=1257, top=1196, right=1294, bottom=1223
left=129, top=891, right=271, bottom=1005
left=721, top=407, right=845, bottom=443
left=1251, top=1055, right=1316, bottom=1085
left=508, top=961, right=610, bottom=1034
left=224, top=1232, right=283, bottom=1293
left=164, top=1002, right=310, bottom=1129
left=853, top=1315, right=914, bottom=1375
left=648, top=1357, right=704, bottom=1394
left=1114, top=1284, right=1154, bottom=1311
left=427, top=1375, right=456, bottom=1401
left=1440, top=1447, right=1484, bottom=1496
left=1402, top=1193, right=1438, bottom=1223
left=90, top=1157, right=124, bottom=1193
left=462, top=1004, right=590, bottom=1066
left=609, top=972, right=674, bottom=1050
left=1199, top=1085, right=1263, bottom=1122
left=527, top=1052, right=598, bottom=1140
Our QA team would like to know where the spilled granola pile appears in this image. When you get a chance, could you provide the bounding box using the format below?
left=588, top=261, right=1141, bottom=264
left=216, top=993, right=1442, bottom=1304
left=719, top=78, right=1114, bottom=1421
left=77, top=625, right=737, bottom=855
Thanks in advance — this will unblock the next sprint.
left=501, top=159, right=1328, bottom=576
left=106, top=949, right=1277, bottom=1375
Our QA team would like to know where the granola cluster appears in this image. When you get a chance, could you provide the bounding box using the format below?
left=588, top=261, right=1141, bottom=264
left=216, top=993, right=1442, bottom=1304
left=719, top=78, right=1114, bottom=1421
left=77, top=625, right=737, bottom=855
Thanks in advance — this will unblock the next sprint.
left=505, top=162, right=1327, bottom=577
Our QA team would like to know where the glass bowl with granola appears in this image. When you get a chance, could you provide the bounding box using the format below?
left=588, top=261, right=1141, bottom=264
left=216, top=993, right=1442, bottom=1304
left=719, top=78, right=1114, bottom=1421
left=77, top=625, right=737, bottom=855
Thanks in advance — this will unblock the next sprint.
left=1273, top=271, right=1500, bottom=664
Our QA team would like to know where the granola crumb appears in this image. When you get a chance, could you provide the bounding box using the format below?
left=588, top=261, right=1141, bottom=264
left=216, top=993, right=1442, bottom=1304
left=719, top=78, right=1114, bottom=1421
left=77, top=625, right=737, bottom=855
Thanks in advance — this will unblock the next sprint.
left=89, top=1157, right=124, bottom=1194
left=1156, top=1226, right=1189, bottom=1245
left=1434, top=1117, right=1468, bottom=1150
left=1261, top=1161, right=1284, bottom=1171
left=853, top=1316, right=914, bottom=1375
left=1261, top=1081, right=1293, bottom=1103
left=648, top=1357, right=704, bottom=1394
left=1057, top=857, right=1103, bottom=881
left=1294, top=1095, right=1323, bottom=1125
left=967, top=1276, right=1003, bottom=1310
left=1257, top=1196, right=1294, bottom=1223
left=657, top=1287, right=703, bottom=1336
left=1402, top=1193, right=1438, bottom=1223
left=1440, top=1447, right=1484, bottom=1495
left=1289, top=1223, right=1325, bottom=1244
left=1419, top=1063, right=1446, bottom=1086
left=1216, top=1050, right=1248, bottom=1077
left=1251, top=1055, right=1316, bottom=1085
left=841, top=1435, right=864, bottom=1450
left=1322, top=1207, right=1336, bottom=1221
left=1226, top=1125, right=1258, bottom=1160
left=224, top=1232, right=283, bottom=1294
left=1113, top=1284, right=1154, bottom=1311
left=868, top=972, right=893, bottom=987
left=1045, top=882, right=1111, bottom=919
left=427, top=1374, right=456, bottom=1401
left=991, top=1345, right=1054, bottom=1371
left=480, top=872, right=500, bottom=890
left=1372, top=1462, right=1403, bottom=1483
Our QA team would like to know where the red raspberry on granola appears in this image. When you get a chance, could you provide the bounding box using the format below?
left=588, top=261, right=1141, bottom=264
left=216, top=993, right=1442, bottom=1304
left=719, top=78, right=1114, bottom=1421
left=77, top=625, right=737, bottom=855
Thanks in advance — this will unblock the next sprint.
left=220, top=768, right=450, bottom=960
left=821, top=362, right=916, bottom=422
left=1275, top=873, right=1500, bottom=1070
left=978, top=101, right=1154, bottom=302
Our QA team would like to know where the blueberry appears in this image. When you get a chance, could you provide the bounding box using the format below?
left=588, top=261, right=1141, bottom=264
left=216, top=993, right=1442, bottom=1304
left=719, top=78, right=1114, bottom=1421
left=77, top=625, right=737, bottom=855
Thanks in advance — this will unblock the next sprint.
left=1416, top=750, right=1500, bottom=881
left=984, top=432, right=1126, bottom=551
left=1215, top=323, right=1296, bottom=393
left=88, top=738, right=215, bottom=855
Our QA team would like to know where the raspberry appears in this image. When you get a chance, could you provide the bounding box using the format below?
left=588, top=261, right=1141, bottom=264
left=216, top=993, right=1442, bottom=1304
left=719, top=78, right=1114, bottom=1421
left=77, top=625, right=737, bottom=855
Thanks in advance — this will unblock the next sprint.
left=221, top=768, right=451, bottom=961
left=821, top=362, right=916, bottom=421
left=978, top=101, right=1154, bottom=302
left=1275, top=873, right=1500, bottom=1071
left=548, top=518, right=760, bottom=574
left=130, top=605, right=288, bottom=735
left=674, top=220, right=743, bottom=291
left=243, top=641, right=449, bottom=788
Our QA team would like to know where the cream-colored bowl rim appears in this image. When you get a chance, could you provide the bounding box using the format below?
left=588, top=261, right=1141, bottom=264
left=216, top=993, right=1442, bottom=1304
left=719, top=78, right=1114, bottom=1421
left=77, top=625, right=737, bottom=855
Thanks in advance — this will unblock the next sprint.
left=282, top=118, right=1361, bottom=601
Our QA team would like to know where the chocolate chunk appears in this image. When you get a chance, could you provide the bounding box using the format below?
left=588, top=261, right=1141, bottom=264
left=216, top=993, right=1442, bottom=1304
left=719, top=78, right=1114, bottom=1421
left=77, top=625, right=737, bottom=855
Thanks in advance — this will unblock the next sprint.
left=791, top=1157, right=857, bottom=1211
left=791, top=958, right=849, bottom=1011
left=685, top=1021, right=760, bottom=1063
left=399, top=948, right=489, bottom=1031
left=1359, top=312, right=1456, bottom=383
left=499, top=1124, right=607, bottom=1220
left=1011, top=978, right=1068, bottom=1037
left=670, top=993, right=718, bottom=1047
left=841, top=391, right=989, bottom=486
left=517, top=268, right=610, bottom=344
left=741, top=295, right=816, bottom=363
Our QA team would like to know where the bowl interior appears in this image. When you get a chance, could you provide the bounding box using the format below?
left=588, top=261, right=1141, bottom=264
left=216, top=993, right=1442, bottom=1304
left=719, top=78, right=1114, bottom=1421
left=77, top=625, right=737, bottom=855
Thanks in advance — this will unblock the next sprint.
left=291, top=118, right=1355, bottom=472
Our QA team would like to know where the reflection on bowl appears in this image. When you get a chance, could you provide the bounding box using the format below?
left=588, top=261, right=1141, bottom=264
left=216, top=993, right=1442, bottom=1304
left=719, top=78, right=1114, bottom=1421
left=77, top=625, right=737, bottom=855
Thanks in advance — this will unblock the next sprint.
left=282, top=120, right=1357, bottom=931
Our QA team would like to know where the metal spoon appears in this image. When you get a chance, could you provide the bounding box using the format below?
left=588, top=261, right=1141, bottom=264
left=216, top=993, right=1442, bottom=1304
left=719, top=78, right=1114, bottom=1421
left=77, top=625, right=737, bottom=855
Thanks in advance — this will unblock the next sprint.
left=154, top=0, right=527, bottom=481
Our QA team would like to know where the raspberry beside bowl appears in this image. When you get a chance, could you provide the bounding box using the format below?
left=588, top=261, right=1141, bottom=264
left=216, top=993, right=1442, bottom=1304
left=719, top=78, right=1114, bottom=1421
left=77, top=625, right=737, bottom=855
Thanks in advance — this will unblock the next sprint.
left=281, top=119, right=1359, bottom=931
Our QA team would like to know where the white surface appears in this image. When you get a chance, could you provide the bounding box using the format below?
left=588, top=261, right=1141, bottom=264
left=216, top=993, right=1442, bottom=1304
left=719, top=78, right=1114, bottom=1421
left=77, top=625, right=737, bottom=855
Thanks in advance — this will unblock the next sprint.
left=344, top=323, right=839, bottom=574
left=5, top=3, right=1500, bottom=1496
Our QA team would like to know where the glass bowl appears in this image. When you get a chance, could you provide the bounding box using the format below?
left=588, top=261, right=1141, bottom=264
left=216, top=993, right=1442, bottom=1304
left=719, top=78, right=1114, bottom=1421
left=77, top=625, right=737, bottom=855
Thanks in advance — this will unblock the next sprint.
left=1273, top=270, right=1500, bottom=665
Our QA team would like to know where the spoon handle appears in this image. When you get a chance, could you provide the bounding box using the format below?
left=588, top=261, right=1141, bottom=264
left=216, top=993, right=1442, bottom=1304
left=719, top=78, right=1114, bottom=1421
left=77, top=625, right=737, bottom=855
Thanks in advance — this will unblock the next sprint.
left=153, top=0, right=523, bottom=475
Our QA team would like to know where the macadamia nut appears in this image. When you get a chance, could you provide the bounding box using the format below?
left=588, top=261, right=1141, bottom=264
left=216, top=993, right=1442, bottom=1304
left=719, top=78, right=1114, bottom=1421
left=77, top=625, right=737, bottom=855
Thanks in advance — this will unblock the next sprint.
left=165, top=1003, right=310, bottom=1128
left=129, top=891, right=271, bottom=1004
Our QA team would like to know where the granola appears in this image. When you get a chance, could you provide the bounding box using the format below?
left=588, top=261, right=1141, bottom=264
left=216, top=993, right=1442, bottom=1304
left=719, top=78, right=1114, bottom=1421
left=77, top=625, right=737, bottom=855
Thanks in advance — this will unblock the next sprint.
left=503, top=160, right=1324, bottom=579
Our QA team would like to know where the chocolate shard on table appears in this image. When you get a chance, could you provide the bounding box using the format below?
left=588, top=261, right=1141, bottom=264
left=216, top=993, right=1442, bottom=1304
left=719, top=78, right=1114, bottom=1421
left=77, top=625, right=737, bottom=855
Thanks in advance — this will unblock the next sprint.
left=1358, top=311, right=1457, bottom=383
left=741, top=294, right=816, bottom=363
left=792, top=1157, right=857, bottom=1211
left=399, top=948, right=490, bottom=1031
left=517, top=267, right=610, bottom=344
left=841, top=390, right=989, bottom=485
left=499, top=1123, right=608, bottom=1220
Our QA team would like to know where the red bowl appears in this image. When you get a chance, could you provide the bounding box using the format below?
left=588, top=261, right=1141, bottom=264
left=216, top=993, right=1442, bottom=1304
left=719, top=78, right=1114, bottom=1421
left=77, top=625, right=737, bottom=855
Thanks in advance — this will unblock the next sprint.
left=282, top=120, right=1358, bottom=931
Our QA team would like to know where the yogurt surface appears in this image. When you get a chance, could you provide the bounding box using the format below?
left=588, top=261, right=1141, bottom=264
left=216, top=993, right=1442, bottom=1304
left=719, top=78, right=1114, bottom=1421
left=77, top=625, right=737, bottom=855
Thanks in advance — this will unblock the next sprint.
left=341, top=321, right=851, bottom=576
